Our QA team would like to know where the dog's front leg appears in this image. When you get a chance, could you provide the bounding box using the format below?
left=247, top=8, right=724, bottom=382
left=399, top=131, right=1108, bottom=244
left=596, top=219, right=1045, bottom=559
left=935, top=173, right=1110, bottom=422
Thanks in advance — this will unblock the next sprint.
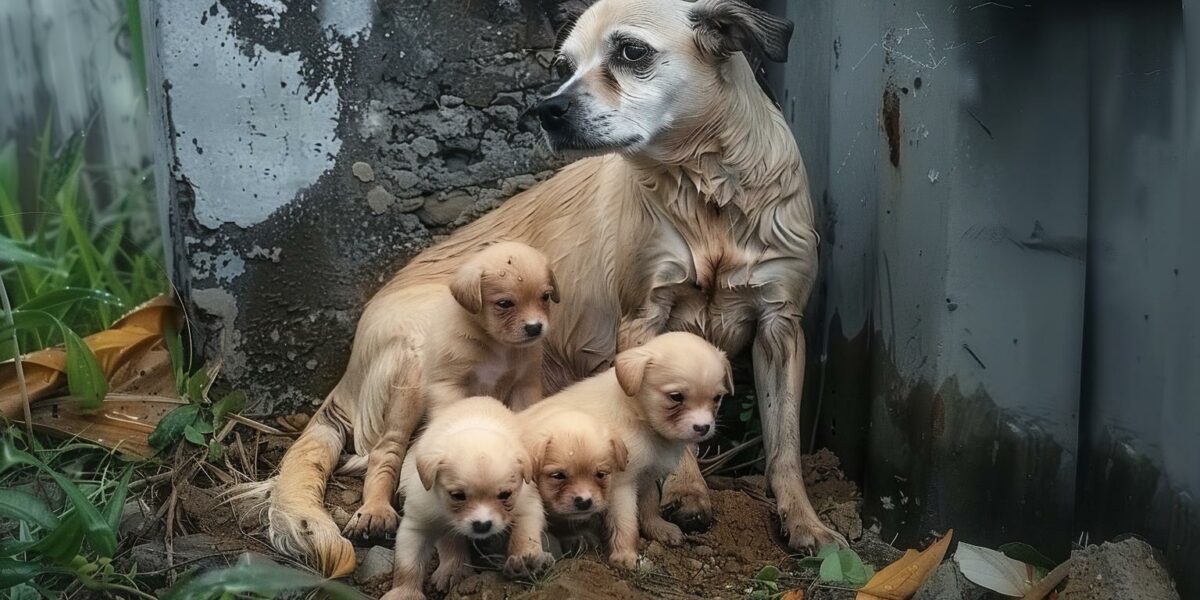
left=431, top=534, right=471, bottom=592
left=660, top=448, right=714, bottom=532
left=752, top=317, right=848, bottom=552
left=381, top=523, right=434, bottom=600
left=638, top=477, right=683, bottom=545
left=605, top=482, right=640, bottom=569
left=345, top=380, right=423, bottom=539
left=503, top=489, right=554, bottom=579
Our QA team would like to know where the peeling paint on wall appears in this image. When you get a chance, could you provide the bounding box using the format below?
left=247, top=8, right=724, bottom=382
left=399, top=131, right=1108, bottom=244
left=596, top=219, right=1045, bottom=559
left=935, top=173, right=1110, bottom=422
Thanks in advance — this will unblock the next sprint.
left=158, top=1, right=342, bottom=229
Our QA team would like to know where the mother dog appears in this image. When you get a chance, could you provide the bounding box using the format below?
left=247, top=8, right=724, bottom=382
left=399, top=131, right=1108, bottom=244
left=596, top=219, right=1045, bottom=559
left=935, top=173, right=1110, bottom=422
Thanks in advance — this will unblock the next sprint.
left=266, top=0, right=844, bottom=576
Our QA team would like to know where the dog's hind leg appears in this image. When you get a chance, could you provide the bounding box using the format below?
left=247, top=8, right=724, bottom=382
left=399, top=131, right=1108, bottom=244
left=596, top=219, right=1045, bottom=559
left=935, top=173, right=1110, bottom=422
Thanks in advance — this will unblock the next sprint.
left=660, top=448, right=714, bottom=533
left=752, top=315, right=848, bottom=553
left=269, top=404, right=357, bottom=577
left=345, top=350, right=423, bottom=540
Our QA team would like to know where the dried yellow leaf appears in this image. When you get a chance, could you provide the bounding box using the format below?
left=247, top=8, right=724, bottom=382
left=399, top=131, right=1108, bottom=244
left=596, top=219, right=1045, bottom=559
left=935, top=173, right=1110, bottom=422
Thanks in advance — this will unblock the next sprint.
left=856, top=529, right=954, bottom=600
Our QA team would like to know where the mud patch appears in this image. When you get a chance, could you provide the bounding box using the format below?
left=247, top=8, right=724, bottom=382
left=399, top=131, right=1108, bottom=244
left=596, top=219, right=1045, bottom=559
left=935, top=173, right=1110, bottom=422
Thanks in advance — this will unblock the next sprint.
left=1062, top=537, right=1179, bottom=600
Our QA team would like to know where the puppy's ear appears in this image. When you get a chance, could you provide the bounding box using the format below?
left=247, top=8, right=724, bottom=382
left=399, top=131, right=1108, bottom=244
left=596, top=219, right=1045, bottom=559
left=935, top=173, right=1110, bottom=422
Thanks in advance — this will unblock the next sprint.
left=722, top=352, right=735, bottom=397
left=518, top=453, right=534, bottom=484
left=547, top=267, right=561, bottom=304
left=614, top=348, right=651, bottom=396
left=689, top=0, right=794, bottom=63
left=416, top=451, right=443, bottom=491
left=609, top=437, right=629, bottom=472
left=450, top=265, right=484, bottom=314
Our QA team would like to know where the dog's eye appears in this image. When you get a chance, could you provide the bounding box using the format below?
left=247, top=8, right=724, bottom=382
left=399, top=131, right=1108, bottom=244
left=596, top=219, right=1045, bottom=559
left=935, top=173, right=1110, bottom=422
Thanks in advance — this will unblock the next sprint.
left=552, top=55, right=575, bottom=79
left=498, top=490, right=512, bottom=501
left=620, top=43, right=649, bottom=62
left=542, top=291, right=553, bottom=302
left=449, top=491, right=466, bottom=502
left=550, top=472, right=567, bottom=480
left=595, top=471, right=608, bottom=480
left=496, top=299, right=514, bottom=309
left=668, top=391, right=685, bottom=403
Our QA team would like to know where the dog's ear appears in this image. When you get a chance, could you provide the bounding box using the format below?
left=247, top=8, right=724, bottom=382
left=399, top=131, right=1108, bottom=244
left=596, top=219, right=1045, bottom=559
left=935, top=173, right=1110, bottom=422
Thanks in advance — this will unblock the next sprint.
left=518, top=452, right=535, bottom=484
left=689, top=0, right=794, bottom=63
left=609, top=436, right=629, bottom=472
left=721, top=351, right=735, bottom=397
left=547, top=267, right=561, bottom=304
left=614, top=348, right=651, bottom=396
left=450, top=265, right=484, bottom=314
left=416, top=451, right=443, bottom=491
left=528, top=434, right=551, bottom=479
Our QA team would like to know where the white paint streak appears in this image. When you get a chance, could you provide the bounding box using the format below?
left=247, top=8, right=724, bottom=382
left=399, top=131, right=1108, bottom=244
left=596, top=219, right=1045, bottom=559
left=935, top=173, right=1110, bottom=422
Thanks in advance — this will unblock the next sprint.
left=160, top=2, right=342, bottom=229
left=320, top=0, right=375, bottom=43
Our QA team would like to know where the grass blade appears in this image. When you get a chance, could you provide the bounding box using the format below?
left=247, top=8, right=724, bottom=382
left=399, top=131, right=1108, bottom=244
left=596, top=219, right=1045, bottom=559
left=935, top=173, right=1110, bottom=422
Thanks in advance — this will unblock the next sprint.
left=0, top=489, right=60, bottom=531
left=62, top=327, right=107, bottom=410
left=0, top=557, right=42, bottom=589
left=0, top=237, right=60, bottom=273
left=162, top=560, right=367, bottom=600
left=16, top=288, right=123, bottom=314
left=103, top=465, right=134, bottom=532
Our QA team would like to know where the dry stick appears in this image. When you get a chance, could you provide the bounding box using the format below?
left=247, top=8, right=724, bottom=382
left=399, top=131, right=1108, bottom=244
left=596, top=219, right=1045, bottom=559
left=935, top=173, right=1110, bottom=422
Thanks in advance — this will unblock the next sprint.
left=227, top=413, right=287, bottom=436
left=0, top=276, right=34, bottom=438
left=1021, top=558, right=1073, bottom=600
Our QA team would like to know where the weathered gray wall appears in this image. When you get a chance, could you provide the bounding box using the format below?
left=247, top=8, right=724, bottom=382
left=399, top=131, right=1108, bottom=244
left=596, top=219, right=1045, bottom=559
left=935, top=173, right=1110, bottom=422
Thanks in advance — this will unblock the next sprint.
left=764, top=0, right=1198, bottom=595
left=143, top=0, right=564, bottom=413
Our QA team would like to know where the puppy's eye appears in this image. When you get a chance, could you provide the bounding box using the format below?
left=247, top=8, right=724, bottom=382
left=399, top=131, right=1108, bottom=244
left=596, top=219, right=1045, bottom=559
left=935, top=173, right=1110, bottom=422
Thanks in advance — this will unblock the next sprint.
left=449, top=491, right=466, bottom=502
left=496, top=299, right=514, bottom=309
left=595, top=471, right=608, bottom=480
left=498, top=490, right=512, bottom=501
left=553, top=55, right=575, bottom=79
left=542, top=291, right=553, bottom=302
left=620, top=44, right=649, bottom=62
left=668, top=391, right=685, bottom=403
left=550, top=472, right=567, bottom=480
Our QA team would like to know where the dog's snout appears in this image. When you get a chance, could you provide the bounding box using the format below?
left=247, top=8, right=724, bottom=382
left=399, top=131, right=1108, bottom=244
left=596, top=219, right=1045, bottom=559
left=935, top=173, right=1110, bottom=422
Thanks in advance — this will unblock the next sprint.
left=573, top=496, right=593, bottom=511
left=471, top=519, right=493, bottom=534
left=524, top=322, right=544, bottom=337
left=693, top=424, right=711, bottom=436
left=536, top=95, right=571, bottom=130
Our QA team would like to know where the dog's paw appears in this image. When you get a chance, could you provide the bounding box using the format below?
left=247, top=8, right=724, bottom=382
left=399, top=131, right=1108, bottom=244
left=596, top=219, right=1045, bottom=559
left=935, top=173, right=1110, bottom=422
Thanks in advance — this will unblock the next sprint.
left=609, top=549, right=638, bottom=570
left=379, top=587, right=425, bottom=600
left=780, top=512, right=848, bottom=554
left=642, top=518, right=684, bottom=546
left=342, top=502, right=399, bottom=540
left=503, top=551, right=555, bottom=580
left=661, top=480, right=713, bottom=533
left=431, top=561, right=473, bottom=592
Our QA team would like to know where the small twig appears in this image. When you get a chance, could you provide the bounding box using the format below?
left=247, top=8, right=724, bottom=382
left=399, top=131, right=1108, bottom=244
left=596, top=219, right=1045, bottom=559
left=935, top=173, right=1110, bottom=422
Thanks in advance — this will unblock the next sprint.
left=0, top=276, right=34, bottom=438
left=1021, top=558, right=1073, bottom=600
left=129, top=469, right=175, bottom=491
left=227, top=413, right=287, bottom=436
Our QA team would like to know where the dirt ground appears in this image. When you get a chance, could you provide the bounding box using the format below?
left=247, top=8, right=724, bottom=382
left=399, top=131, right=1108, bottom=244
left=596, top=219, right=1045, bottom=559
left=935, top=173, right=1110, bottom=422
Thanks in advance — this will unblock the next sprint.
left=1061, top=537, right=1180, bottom=600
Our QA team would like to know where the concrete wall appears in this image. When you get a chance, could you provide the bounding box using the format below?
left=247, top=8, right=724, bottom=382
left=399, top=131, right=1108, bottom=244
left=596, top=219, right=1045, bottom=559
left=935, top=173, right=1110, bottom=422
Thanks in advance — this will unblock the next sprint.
left=143, top=0, right=565, bottom=413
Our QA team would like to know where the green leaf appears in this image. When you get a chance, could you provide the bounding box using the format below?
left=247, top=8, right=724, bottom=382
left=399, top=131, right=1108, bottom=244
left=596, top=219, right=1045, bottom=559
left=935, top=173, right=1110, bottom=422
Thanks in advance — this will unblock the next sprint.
left=817, top=543, right=840, bottom=560
left=62, top=327, right=106, bottom=410
left=206, top=439, right=224, bottom=463
left=186, top=369, right=212, bottom=403
left=0, top=489, right=59, bottom=531
left=998, top=542, right=1057, bottom=571
left=211, top=391, right=246, bottom=426
left=6, top=582, right=39, bottom=600
left=0, top=440, right=115, bottom=558
left=183, top=424, right=206, bottom=447
left=162, top=561, right=367, bottom=600
left=103, top=466, right=134, bottom=532
left=26, top=512, right=85, bottom=564
left=149, top=405, right=199, bottom=451
left=837, top=548, right=871, bottom=585
left=0, top=236, right=58, bottom=272
left=818, top=553, right=844, bottom=582
left=190, top=419, right=214, bottom=435
left=164, top=324, right=186, bottom=395
left=797, top=556, right=825, bottom=570
left=17, top=288, right=123, bottom=314
left=0, top=557, right=41, bottom=589
left=753, top=565, right=781, bottom=583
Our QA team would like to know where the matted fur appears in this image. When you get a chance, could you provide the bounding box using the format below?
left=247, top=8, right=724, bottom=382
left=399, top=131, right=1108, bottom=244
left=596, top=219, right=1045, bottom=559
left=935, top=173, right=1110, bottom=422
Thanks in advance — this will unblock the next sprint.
left=257, top=0, right=840, bottom=575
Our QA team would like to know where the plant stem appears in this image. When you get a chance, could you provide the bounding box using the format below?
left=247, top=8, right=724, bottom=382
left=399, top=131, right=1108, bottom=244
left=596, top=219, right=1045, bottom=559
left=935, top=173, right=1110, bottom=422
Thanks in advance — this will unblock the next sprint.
left=0, top=274, right=34, bottom=437
left=82, top=578, right=158, bottom=600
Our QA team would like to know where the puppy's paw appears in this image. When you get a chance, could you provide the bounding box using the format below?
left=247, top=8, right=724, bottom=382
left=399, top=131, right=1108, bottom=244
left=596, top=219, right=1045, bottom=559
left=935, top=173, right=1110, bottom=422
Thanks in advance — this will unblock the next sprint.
left=642, top=519, right=684, bottom=546
left=609, top=550, right=638, bottom=570
left=503, top=551, right=555, bottom=580
left=379, top=587, right=425, bottom=600
left=431, top=561, right=473, bottom=592
left=783, top=514, right=848, bottom=554
left=342, top=502, right=399, bottom=539
left=661, top=478, right=713, bottom=533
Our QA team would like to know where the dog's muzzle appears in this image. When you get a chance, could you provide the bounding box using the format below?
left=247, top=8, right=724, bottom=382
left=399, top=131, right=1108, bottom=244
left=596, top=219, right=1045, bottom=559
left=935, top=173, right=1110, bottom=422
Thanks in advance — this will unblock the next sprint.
left=535, top=95, right=572, bottom=134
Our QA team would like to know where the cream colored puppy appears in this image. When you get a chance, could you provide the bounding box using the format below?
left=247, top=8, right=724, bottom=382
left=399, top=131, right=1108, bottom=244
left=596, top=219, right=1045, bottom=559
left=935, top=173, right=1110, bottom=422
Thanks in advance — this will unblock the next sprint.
left=342, top=241, right=559, bottom=540
left=381, top=396, right=551, bottom=600
left=522, top=408, right=628, bottom=526
left=518, top=332, right=731, bottom=568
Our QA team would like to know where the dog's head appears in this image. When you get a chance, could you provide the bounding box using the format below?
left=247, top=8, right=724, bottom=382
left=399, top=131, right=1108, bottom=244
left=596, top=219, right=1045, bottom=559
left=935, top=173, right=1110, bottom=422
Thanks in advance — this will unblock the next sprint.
left=528, top=412, right=628, bottom=520
left=450, top=241, right=560, bottom=346
left=535, top=0, right=793, bottom=155
left=415, top=428, right=534, bottom=540
left=614, top=331, right=732, bottom=443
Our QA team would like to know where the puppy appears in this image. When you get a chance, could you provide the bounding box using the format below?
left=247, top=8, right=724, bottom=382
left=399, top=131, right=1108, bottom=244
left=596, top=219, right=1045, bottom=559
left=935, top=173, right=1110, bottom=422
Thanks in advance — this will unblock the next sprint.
left=343, top=241, right=559, bottom=540
left=520, top=409, right=628, bottom=552
left=381, top=396, right=552, bottom=600
left=518, top=332, right=731, bottom=569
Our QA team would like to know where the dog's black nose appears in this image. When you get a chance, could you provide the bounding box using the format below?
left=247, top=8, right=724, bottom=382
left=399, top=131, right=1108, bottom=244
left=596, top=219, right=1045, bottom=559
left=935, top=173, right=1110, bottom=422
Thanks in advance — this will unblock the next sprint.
left=524, top=322, right=543, bottom=337
left=535, top=95, right=571, bottom=130
left=693, top=424, right=711, bottom=436
left=574, top=496, right=593, bottom=511
left=471, top=520, right=492, bottom=534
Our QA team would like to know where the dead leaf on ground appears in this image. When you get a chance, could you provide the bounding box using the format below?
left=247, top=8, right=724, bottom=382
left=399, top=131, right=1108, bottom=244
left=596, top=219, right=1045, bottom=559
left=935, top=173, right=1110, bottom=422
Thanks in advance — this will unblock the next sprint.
left=855, top=529, right=954, bottom=600
left=781, top=590, right=805, bottom=600
left=955, top=542, right=1036, bottom=597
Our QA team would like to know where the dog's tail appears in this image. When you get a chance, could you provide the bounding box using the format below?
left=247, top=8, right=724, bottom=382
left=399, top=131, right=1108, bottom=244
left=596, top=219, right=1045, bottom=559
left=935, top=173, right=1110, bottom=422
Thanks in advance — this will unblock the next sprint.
left=264, top=400, right=357, bottom=578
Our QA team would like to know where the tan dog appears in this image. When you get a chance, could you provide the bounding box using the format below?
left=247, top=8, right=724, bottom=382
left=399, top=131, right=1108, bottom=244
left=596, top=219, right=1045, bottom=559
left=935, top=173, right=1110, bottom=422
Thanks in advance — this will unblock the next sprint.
left=262, top=0, right=841, bottom=574
left=521, top=409, right=628, bottom=525
left=381, top=396, right=551, bottom=600
left=520, top=332, right=731, bottom=569
left=254, top=242, right=557, bottom=576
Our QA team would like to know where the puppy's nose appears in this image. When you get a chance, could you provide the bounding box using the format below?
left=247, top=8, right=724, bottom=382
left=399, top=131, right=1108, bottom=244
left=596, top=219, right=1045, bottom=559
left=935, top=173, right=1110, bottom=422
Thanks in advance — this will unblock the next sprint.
left=524, top=322, right=543, bottom=337
left=471, top=520, right=493, bottom=534
left=574, top=496, right=593, bottom=511
left=535, top=95, right=571, bottom=130
left=693, top=424, right=711, bottom=436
